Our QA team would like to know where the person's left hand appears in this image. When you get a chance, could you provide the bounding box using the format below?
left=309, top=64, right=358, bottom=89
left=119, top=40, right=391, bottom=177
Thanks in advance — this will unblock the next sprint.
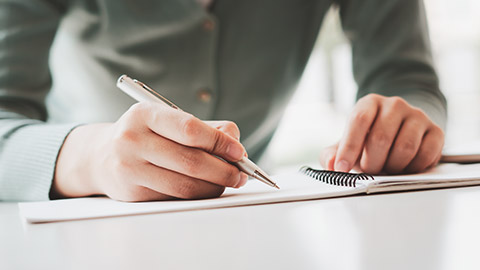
left=319, top=94, right=444, bottom=174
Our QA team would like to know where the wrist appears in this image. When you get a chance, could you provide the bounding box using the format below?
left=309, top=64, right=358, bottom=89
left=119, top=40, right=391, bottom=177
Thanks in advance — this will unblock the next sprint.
left=53, top=123, right=110, bottom=198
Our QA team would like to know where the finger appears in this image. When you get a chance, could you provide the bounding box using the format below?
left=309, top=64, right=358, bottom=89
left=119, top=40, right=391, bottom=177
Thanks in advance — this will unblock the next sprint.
left=351, top=151, right=364, bottom=172
left=424, top=130, right=445, bottom=170
left=140, top=164, right=226, bottom=200
left=132, top=103, right=246, bottom=162
left=383, top=117, right=427, bottom=174
left=425, top=152, right=442, bottom=171
left=359, top=97, right=408, bottom=174
left=319, top=143, right=338, bottom=170
left=334, top=96, right=379, bottom=172
left=432, top=151, right=442, bottom=167
left=206, top=120, right=247, bottom=156
left=205, top=121, right=241, bottom=141
left=142, top=131, right=246, bottom=188
left=405, top=126, right=444, bottom=173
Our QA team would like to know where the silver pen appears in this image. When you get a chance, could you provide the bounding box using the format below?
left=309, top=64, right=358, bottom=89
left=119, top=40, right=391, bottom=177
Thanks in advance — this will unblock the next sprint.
left=116, top=74, right=280, bottom=189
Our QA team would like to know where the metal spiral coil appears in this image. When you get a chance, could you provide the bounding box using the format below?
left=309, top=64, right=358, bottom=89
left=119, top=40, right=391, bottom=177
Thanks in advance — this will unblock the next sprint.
left=300, top=166, right=374, bottom=187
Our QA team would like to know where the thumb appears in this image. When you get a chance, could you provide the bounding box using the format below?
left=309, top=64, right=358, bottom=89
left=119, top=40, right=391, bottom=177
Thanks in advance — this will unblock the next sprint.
left=319, top=143, right=339, bottom=170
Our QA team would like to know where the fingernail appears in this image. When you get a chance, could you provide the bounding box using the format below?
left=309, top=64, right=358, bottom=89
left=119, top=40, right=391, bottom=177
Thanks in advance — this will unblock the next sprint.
left=235, top=173, right=248, bottom=188
left=336, top=160, right=350, bottom=172
left=227, top=143, right=244, bottom=160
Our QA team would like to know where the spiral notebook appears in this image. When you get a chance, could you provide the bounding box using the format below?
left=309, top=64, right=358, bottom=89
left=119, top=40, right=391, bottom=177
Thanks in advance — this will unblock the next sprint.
left=19, top=163, right=480, bottom=223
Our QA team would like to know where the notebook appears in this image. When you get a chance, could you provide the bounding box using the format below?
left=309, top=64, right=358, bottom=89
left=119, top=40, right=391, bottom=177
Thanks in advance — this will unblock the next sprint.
left=19, top=163, right=480, bottom=223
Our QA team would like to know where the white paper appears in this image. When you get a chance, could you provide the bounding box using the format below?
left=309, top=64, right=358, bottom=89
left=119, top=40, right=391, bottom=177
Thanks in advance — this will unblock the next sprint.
left=366, top=163, right=480, bottom=193
left=19, top=171, right=361, bottom=223
left=19, top=163, right=480, bottom=223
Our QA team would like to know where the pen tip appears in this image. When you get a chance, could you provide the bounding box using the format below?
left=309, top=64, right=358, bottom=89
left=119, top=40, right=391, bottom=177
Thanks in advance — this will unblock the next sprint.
left=253, top=170, right=280, bottom=190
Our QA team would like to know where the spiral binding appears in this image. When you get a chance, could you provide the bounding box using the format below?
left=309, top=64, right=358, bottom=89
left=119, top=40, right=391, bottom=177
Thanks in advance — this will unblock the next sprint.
left=300, top=166, right=374, bottom=187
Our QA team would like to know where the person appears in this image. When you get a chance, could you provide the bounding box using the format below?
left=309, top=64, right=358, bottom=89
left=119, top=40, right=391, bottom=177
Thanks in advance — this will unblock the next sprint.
left=0, top=0, right=446, bottom=202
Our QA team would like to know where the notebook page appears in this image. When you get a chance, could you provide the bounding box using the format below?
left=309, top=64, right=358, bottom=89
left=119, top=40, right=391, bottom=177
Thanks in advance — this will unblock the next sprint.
left=364, top=163, right=480, bottom=193
left=19, top=171, right=364, bottom=223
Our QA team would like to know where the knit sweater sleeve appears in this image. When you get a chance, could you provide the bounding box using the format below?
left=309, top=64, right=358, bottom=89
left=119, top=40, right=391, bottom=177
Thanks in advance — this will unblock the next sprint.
left=0, top=0, right=78, bottom=201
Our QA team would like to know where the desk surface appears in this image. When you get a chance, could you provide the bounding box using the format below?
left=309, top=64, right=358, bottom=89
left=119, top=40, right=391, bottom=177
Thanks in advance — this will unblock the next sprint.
left=2, top=186, right=480, bottom=270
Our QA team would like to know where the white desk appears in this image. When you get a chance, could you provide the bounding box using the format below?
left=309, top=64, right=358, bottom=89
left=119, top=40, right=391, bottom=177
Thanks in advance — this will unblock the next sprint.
left=2, top=186, right=480, bottom=270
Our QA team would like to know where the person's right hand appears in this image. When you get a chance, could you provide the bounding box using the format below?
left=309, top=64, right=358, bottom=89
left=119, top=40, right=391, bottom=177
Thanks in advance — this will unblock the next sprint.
left=52, top=102, right=249, bottom=202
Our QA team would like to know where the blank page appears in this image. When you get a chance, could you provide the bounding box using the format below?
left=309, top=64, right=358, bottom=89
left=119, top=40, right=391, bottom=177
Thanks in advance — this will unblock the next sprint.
left=19, top=171, right=361, bottom=223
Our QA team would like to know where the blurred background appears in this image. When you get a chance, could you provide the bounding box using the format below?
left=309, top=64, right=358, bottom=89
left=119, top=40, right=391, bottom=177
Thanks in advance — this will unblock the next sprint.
left=266, top=0, right=480, bottom=172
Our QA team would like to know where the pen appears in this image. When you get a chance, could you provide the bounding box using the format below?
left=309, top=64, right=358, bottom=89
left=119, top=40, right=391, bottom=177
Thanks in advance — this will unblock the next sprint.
left=116, top=74, right=280, bottom=189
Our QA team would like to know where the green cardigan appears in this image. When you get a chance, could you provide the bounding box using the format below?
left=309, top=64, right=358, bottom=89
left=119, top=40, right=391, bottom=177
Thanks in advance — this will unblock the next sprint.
left=0, top=0, right=446, bottom=201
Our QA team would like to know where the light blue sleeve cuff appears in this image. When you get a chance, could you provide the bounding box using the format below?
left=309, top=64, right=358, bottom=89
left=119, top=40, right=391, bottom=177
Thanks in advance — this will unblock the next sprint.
left=0, top=123, right=79, bottom=201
